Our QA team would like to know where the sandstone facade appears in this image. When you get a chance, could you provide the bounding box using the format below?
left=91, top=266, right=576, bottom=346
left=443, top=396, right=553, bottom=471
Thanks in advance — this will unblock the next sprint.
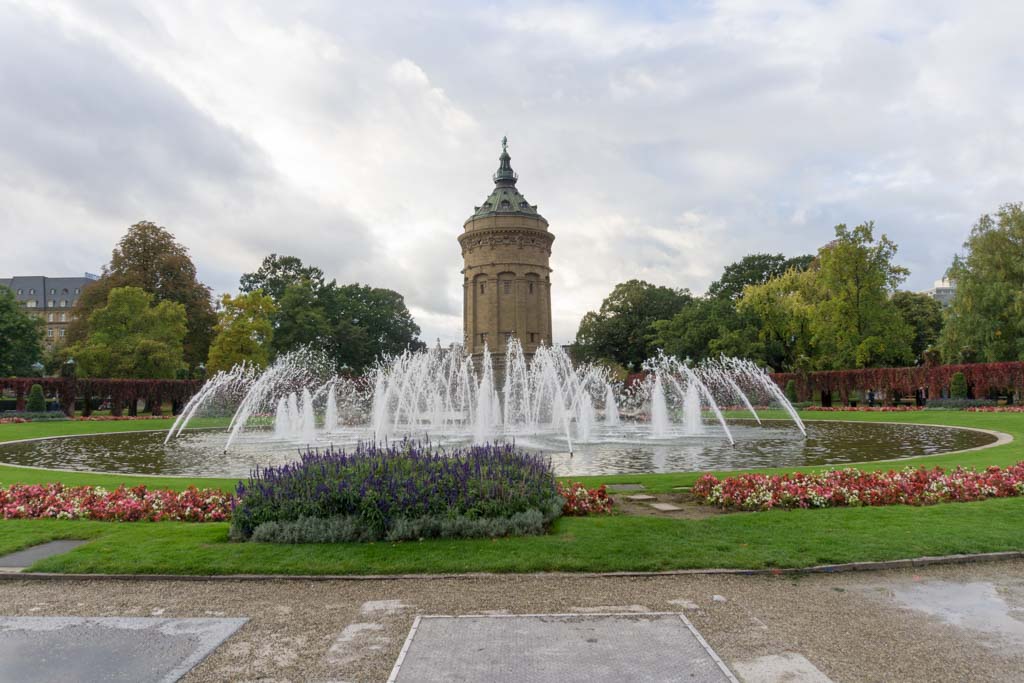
left=459, top=139, right=553, bottom=360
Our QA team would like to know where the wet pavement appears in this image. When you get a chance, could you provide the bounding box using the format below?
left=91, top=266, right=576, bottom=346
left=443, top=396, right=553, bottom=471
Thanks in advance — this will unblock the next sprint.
left=1, top=559, right=1023, bottom=682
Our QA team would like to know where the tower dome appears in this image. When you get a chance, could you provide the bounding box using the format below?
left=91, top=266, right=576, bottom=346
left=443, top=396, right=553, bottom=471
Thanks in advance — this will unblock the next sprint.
left=459, top=137, right=554, bottom=360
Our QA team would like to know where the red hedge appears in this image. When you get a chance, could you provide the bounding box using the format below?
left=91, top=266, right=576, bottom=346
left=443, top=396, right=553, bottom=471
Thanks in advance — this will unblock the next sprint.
left=771, top=361, right=1024, bottom=403
left=0, top=378, right=203, bottom=416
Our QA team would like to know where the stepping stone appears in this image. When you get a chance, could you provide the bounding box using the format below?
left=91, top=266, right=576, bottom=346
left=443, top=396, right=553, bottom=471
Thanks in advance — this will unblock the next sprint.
left=390, top=613, right=736, bottom=682
left=648, top=502, right=683, bottom=512
left=0, top=540, right=88, bottom=573
left=606, top=484, right=646, bottom=492
left=0, top=617, right=248, bottom=682
left=625, top=494, right=657, bottom=501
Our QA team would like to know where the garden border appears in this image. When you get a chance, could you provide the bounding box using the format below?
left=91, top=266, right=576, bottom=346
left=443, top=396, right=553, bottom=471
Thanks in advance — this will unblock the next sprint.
left=1, top=550, right=1020, bottom=582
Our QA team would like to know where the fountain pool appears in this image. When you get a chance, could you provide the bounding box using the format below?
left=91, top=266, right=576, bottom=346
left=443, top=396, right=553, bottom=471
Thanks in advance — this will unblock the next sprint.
left=0, top=343, right=998, bottom=477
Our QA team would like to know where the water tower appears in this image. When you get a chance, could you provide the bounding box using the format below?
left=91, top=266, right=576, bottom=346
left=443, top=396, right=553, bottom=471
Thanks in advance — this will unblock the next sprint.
left=459, top=137, right=554, bottom=366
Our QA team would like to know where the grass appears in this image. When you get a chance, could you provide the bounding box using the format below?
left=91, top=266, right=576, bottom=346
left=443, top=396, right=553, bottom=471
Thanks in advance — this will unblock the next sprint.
left=0, top=410, right=1022, bottom=575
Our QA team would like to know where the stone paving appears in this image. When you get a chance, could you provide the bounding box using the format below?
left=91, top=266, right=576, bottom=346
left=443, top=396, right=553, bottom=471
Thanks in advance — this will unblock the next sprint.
left=390, top=613, right=735, bottom=682
left=1, top=559, right=1023, bottom=681
left=0, top=617, right=247, bottom=683
left=0, top=540, right=87, bottom=573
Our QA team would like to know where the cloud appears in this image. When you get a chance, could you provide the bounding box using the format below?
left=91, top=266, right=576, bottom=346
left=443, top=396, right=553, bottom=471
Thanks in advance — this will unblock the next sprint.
left=2, top=0, right=1024, bottom=347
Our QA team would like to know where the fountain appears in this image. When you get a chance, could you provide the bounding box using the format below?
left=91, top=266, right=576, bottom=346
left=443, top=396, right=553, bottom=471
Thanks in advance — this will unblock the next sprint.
left=168, top=340, right=805, bottom=457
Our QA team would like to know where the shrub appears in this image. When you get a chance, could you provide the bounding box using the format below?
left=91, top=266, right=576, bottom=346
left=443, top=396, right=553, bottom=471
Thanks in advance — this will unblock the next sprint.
left=243, top=505, right=562, bottom=544
left=950, top=371, right=969, bottom=399
left=784, top=379, right=798, bottom=403
left=924, top=398, right=997, bottom=410
left=26, top=384, right=46, bottom=413
left=230, top=441, right=562, bottom=541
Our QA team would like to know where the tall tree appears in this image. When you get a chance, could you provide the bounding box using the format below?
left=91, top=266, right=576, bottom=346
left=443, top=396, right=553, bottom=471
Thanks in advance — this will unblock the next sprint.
left=575, top=280, right=692, bottom=369
left=940, top=203, right=1024, bottom=363
left=810, top=223, right=913, bottom=369
left=891, top=291, right=943, bottom=364
left=206, top=291, right=278, bottom=373
left=707, top=253, right=814, bottom=301
left=244, top=255, right=424, bottom=372
left=68, top=286, right=187, bottom=379
left=737, top=267, right=818, bottom=372
left=324, top=284, right=423, bottom=369
left=239, top=254, right=326, bottom=302
left=68, top=221, right=215, bottom=367
left=0, top=287, right=43, bottom=375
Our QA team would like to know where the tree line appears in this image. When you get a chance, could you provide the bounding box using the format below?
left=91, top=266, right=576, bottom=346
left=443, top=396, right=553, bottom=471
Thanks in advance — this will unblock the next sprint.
left=574, top=203, right=1024, bottom=373
left=0, top=221, right=424, bottom=378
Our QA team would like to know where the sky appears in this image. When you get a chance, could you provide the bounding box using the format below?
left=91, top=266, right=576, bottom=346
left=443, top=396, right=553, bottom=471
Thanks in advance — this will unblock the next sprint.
left=2, top=0, right=1023, bottom=345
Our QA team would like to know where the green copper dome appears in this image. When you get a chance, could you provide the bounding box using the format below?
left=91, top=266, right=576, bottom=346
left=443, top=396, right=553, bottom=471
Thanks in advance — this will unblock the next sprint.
left=469, top=137, right=544, bottom=220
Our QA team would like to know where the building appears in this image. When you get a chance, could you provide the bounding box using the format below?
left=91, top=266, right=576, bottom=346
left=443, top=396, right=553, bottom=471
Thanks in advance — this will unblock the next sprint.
left=459, top=138, right=554, bottom=362
left=920, top=278, right=956, bottom=307
left=0, top=274, right=97, bottom=350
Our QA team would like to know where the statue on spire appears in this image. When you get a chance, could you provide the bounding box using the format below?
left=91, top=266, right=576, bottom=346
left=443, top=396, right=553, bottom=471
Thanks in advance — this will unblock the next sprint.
left=501, top=135, right=508, bottom=153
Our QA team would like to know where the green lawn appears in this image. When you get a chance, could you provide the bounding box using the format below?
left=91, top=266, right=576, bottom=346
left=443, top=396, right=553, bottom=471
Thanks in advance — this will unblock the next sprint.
left=1, top=410, right=1022, bottom=575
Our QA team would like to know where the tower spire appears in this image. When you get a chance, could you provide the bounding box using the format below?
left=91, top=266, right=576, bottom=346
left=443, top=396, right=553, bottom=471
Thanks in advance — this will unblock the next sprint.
left=493, top=136, right=517, bottom=185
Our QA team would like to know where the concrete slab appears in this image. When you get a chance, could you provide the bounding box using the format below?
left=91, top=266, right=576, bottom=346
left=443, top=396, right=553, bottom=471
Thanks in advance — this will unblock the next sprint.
left=648, top=502, right=683, bottom=511
left=389, top=613, right=737, bottom=683
left=732, top=653, right=834, bottom=682
left=625, top=494, right=657, bottom=501
left=0, top=617, right=247, bottom=683
left=606, top=484, right=646, bottom=492
left=0, top=541, right=88, bottom=569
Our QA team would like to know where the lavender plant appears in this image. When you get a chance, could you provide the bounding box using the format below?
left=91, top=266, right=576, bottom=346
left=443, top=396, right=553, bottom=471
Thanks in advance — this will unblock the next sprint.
left=230, top=441, right=562, bottom=541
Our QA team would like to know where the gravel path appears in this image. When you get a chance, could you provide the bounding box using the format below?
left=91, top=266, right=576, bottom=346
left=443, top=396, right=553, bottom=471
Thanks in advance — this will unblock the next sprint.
left=2, top=560, right=1023, bottom=682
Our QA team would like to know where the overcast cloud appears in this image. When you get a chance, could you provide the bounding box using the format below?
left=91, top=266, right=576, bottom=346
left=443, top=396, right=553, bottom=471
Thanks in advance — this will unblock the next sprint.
left=2, top=0, right=1023, bottom=344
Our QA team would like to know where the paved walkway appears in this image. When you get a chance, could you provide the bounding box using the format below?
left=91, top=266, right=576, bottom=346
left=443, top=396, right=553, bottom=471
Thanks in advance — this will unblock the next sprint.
left=2, top=560, right=1023, bottom=681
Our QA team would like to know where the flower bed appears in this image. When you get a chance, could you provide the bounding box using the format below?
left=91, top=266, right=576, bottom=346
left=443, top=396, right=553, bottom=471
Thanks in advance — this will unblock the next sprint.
left=693, top=463, right=1024, bottom=511
left=804, top=406, right=923, bottom=412
left=73, top=415, right=175, bottom=421
left=966, top=406, right=1024, bottom=413
left=0, top=415, right=175, bottom=424
left=230, top=442, right=563, bottom=542
left=557, top=481, right=613, bottom=515
left=0, top=483, right=232, bottom=521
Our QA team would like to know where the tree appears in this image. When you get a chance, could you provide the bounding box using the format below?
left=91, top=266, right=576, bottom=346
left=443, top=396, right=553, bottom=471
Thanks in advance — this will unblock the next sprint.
left=891, top=291, right=943, bottom=364
left=68, top=286, right=187, bottom=379
left=940, top=203, right=1024, bottom=363
left=26, top=384, right=46, bottom=412
left=950, top=371, right=968, bottom=399
left=68, top=221, right=215, bottom=367
left=575, top=280, right=691, bottom=369
left=737, top=267, right=818, bottom=372
left=810, top=223, right=913, bottom=369
left=254, top=260, right=424, bottom=373
left=207, top=291, right=278, bottom=373
left=327, top=284, right=423, bottom=366
left=707, top=253, right=814, bottom=301
left=240, top=254, right=326, bottom=303
left=651, top=297, right=765, bottom=365
left=0, top=287, right=42, bottom=375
